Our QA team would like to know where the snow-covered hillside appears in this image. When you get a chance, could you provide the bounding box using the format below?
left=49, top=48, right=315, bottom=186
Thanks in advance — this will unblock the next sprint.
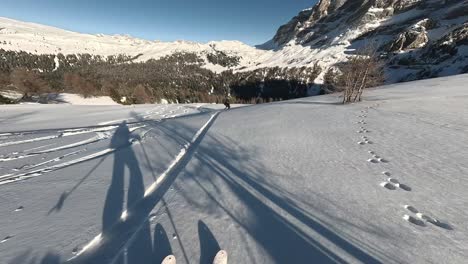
left=0, top=17, right=271, bottom=72
left=260, top=0, right=468, bottom=82
left=1, top=0, right=467, bottom=81
left=1, top=74, right=467, bottom=263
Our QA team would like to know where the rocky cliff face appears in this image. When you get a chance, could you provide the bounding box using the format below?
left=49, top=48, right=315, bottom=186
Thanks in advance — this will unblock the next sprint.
left=268, top=0, right=467, bottom=82
left=273, top=0, right=347, bottom=46
left=272, top=0, right=451, bottom=47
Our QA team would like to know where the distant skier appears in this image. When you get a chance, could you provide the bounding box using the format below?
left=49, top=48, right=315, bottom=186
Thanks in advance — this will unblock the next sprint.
left=223, top=98, right=231, bottom=110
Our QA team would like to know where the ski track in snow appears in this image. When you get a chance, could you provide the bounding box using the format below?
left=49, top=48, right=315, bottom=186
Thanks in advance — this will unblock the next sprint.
left=97, top=105, right=181, bottom=126
left=355, top=103, right=448, bottom=230
left=0, top=105, right=200, bottom=186
left=0, top=126, right=145, bottom=185
left=68, top=111, right=220, bottom=263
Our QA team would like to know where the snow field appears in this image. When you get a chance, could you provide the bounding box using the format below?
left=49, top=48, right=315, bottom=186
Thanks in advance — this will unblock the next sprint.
left=0, top=74, right=467, bottom=263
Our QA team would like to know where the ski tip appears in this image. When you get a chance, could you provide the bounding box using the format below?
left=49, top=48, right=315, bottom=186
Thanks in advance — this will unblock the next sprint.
left=161, top=255, right=176, bottom=264
left=213, top=250, right=228, bottom=264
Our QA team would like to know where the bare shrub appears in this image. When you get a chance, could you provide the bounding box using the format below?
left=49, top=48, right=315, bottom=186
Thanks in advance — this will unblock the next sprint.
left=10, top=68, right=49, bottom=99
left=64, top=73, right=97, bottom=98
left=337, top=45, right=384, bottom=104
left=132, top=84, right=153, bottom=104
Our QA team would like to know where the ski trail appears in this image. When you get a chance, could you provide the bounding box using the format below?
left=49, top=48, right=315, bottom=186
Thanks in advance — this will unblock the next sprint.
left=67, top=112, right=219, bottom=263
left=0, top=125, right=118, bottom=148
left=97, top=106, right=189, bottom=126
left=0, top=153, right=36, bottom=162
left=61, top=126, right=118, bottom=137
left=0, top=135, right=61, bottom=147
left=0, top=132, right=113, bottom=162
left=17, top=149, right=87, bottom=171
left=23, top=143, right=57, bottom=152
left=0, top=126, right=146, bottom=186
left=33, top=133, right=111, bottom=154
left=0, top=148, right=115, bottom=185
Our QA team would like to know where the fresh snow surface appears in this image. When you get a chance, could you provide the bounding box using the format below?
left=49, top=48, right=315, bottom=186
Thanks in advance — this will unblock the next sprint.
left=1, top=74, right=468, bottom=263
left=50, top=94, right=119, bottom=106
left=1, top=91, right=119, bottom=106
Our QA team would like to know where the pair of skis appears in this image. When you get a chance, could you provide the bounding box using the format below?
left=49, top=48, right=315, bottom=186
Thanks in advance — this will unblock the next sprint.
left=162, top=250, right=227, bottom=264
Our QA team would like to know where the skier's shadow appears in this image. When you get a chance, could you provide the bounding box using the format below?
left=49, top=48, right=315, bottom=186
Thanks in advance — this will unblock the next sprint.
left=102, top=121, right=149, bottom=264
left=103, top=121, right=144, bottom=232
left=102, top=121, right=175, bottom=264
left=198, top=220, right=220, bottom=264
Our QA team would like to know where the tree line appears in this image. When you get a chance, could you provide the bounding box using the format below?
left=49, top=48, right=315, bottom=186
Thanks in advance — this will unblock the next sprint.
left=0, top=47, right=383, bottom=105
left=0, top=49, right=324, bottom=104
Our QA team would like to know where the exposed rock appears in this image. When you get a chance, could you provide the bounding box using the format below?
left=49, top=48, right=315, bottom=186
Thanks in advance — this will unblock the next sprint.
left=387, top=20, right=430, bottom=51
left=272, top=9, right=313, bottom=46
left=272, top=0, right=347, bottom=46
left=266, top=0, right=466, bottom=83
left=422, top=22, right=468, bottom=63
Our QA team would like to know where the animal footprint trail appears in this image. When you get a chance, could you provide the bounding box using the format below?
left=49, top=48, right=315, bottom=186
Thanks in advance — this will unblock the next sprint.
left=403, top=205, right=451, bottom=229
left=403, top=214, right=426, bottom=226
left=358, top=139, right=373, bottom=145
left=353, top=107, right=451, bottom=231
left=380, top=177, right=411, bottom=191
left=365, top=149, right=388, bottom=163
left=404, top=205, right=418, bottom=214
left=380, top=182, right=397, bottom=190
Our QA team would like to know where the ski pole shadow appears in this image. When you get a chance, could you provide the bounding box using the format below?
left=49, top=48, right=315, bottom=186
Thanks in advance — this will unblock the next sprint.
left=47, top=155, right=109, bottom=215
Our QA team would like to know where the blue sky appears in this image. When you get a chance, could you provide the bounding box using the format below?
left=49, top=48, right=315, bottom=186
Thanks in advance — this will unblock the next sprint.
left=0, top=0, right=316, bottom=45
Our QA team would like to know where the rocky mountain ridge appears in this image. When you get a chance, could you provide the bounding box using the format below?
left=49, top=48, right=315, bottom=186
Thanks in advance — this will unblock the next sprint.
left=267, top=0, right=467, bottom=82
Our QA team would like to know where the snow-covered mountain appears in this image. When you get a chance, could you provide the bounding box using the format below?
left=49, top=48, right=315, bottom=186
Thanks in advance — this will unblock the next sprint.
left=0, top=0, right=467, bottom=82
left=261, top=0, right=468, bottom=82
left=0, top=17, right=271, bottom=73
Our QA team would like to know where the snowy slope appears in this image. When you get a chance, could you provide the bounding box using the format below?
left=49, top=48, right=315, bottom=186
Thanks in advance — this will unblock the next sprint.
left=0, top=91, right=119, bottom=106
left=0, top=17, right=271, bottom=72
left=48, top=94, right=119, bottom=106
left=1, top=74, right=468, bottom=263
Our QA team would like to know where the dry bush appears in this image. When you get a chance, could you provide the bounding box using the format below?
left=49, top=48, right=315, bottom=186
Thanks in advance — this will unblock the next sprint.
left=64, top=73, right=98, bottom=98
left=132, top=84, right=153, bottom=104
left=0, top=72, right=10, bottom=89
left=338, top=45, right=384, bottom=103
left=10, top=68, right=49, bottom=99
